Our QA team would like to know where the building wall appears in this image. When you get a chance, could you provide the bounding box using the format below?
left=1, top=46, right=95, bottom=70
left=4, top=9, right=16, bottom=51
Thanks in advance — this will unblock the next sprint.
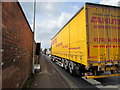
left=2, top=2, right=37, bottom=88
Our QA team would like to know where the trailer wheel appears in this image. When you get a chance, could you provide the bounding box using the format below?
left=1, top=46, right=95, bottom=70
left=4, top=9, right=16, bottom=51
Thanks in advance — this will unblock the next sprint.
left=64, top=60, right=69, bottom=71
left=69, top=65, right=74, bottom=75
left=52, top=58, right=55, bottom=62
left=69, top=61, right=74, bottom=76
left=69, top=62, right=82, bottom=76
left=61, top=59, right=65, bottom=69
left=74, top=66, right=82, bottom=77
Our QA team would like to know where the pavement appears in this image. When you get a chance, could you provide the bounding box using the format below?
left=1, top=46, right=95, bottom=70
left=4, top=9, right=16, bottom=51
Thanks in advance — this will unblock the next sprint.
left=30, top=54, right=69, bottom=88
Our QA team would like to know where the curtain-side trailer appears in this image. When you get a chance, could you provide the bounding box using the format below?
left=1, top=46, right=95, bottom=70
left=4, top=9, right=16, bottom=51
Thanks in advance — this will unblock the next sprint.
left=51, top=3, right=120, bottom=79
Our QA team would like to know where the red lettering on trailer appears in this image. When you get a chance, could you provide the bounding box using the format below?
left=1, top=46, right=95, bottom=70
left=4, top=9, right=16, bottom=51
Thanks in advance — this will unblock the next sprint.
left=93, top=38, right=120, bottom=42
left=69, top=47, right=80, bottom=50
left=55, top=42, right=62, bottom=47
left=93, top=45, right=120, bottom=48
left=90, top=56, right=98, bottom=58
left=91, top=16, right=120, bottom=25
left=93, top=25, right=120, bottom=30
left=52, top=38, right=57, bottom=45
left=62, top=45, right=68, bottom=48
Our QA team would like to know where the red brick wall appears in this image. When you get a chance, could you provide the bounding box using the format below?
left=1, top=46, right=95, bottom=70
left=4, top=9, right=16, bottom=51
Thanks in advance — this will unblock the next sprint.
left=2, top=2, right=37, bottom=88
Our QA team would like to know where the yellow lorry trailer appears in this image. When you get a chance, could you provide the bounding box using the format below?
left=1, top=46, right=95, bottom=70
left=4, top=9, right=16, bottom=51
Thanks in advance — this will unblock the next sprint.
left=51, top=3, right=120, bottom=79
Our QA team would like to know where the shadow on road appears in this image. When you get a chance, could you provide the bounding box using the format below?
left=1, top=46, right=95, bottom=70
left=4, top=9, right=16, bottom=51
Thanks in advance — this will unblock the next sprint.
left=95, top=77, right=119, bottom=86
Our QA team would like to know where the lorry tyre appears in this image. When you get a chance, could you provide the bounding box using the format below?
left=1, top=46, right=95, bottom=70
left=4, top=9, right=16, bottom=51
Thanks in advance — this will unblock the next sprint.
left=52, top=58, right=55, bottom=62
left=74, top=66, right=82, bottom=77
left=61, top=59, right=65, bottom=69
left=64, top=60, right=69, bottom=71
left=69, top=62, right=82, bottom=76
left=69, top=61, right=75, bottom=76
left=69, top=64, right=74, bottom=75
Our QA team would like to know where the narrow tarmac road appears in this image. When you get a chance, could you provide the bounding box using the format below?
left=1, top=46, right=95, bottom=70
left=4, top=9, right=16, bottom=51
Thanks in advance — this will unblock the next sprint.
left=31, top=54, right=119, bottom=90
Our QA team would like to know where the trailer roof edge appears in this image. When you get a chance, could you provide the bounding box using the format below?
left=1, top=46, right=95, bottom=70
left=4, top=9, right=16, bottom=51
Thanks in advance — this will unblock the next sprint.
left=85, top=2, right=120, bottom=8
left=51, top=5, right=84, bottom=40
left=51, top=2, right=120, bottom=40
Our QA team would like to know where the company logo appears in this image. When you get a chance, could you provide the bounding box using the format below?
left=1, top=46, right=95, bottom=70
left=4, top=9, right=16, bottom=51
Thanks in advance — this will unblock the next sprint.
left=91, top=16, right=120, bottom=25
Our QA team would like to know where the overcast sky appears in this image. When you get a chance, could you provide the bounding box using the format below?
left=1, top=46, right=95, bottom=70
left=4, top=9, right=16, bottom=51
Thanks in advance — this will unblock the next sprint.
left=19, top=0, right=120, bottom=49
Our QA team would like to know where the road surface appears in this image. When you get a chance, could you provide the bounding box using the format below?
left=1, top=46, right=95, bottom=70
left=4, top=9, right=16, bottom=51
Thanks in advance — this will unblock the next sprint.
left=31, top=54, right=120, bottom=89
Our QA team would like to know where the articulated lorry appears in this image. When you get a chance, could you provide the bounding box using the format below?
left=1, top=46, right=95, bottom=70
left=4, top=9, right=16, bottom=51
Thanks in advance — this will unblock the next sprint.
left=51, top=3, right=120, bottom=79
